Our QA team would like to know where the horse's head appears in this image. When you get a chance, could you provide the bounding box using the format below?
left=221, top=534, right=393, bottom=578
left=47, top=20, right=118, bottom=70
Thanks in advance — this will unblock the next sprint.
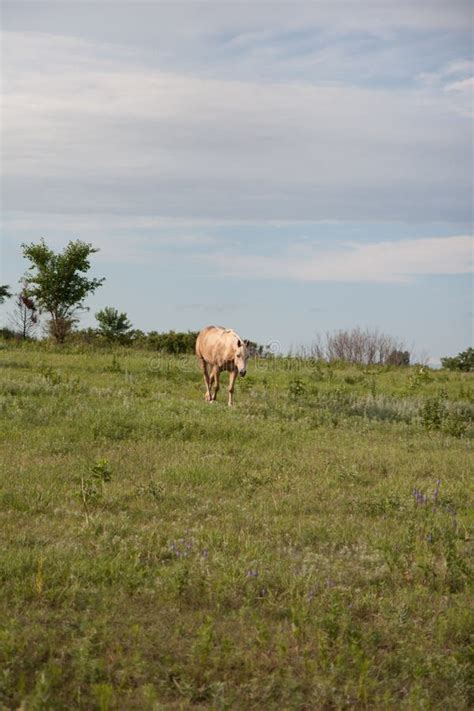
left=234, top=338, right=250, bottom=376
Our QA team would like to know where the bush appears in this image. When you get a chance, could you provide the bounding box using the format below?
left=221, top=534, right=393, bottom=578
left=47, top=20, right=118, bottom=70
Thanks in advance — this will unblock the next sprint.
left=386, top=349, right=410, bottom=366
left=0, top=327, right=18, bottom=341
left=311, top=327, right=409, bottom=365
left=419, top=394, right=472, bottom=437
left=144, top=330, right=199, bottom=354
left=420, top=395, right=446, bottom=430
left=55, top=328, right=199, bottom=352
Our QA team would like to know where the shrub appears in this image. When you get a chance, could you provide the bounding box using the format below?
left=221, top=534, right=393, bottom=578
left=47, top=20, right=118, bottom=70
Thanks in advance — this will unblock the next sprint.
left=420, top=395, right=446, bottom=430
left=442, top=412, right=468, bottom=438
left=419, top=395, right=472, bottom=437
left=0, top=327, right=18, bottom=341
left=288, top=378, right=306, bottom=398
left=408, top=366, right=433, bottom=391
left=144, top=330, right=199, bottom=354
left=312, top=327, right=409, bottom=365
left=386, top=349, right=410, bottom=366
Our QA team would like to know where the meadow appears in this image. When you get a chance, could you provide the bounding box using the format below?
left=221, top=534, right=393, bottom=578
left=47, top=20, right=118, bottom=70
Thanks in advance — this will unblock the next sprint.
left=0, top=342, right=472, bottom=710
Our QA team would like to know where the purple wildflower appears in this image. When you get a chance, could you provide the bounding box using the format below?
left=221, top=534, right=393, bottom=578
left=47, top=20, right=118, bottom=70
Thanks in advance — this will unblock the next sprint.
left=413, top=487, right=428, bottom=506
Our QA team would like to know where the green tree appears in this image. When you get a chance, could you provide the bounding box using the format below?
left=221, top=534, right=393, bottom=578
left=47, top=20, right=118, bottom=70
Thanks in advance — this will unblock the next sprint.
left=22, top=238, right=105, bottom=343
left=441, top=347, right=474, bottom=372
left=0, top=285, right=12, bottom=304
left=96, top=307, right=132, bottom=342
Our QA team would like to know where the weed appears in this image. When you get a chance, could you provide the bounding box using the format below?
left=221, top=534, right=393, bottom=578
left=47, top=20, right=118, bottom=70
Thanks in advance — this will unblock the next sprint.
left=91, top=458, right=112, bottom=483
left=408, top=366, right=433, bottom=391
left=80, top=458, right=112, bottom=523
left=288, top=378, right=305, bottom=398
left=105, top=354, right=123, bottom=373
left=442, top=411, right=468, bottom=438
left=135, top=480, right=164, bottom=501
left=38, top=364, right=62, bottom=386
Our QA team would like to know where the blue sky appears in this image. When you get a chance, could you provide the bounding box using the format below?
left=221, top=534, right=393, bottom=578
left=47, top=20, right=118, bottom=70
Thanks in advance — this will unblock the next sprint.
left=1, top=1, right=472, bottom=361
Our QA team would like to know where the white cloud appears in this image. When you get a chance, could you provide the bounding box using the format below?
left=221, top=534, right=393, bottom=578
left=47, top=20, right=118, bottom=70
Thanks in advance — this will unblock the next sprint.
left=445, top=77, right=474, bottom=92
left=443, top=75, right=473, bottom=117
left=417, top=60, right=473, bottom=116
left=418, top=59, right=474, bottom=84
left=210, top=235, right=473, bottom=283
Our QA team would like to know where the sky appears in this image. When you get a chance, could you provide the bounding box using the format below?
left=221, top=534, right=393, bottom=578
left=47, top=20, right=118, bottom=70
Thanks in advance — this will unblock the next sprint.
left=1, top=0, right=473, bottom=362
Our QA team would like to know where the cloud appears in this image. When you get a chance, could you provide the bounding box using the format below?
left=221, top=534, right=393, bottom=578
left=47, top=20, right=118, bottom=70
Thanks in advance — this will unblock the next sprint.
left=210, top=235, right=473, bottom=283
left=417, top=60, right=473, bottom=116
left=445, top=77, right=474, bottom=92
left=418, top=59, right=474, bottom=84
left=2, top=0, right=473, bottom=225
left=443, top=76, right=474, bottom=117
left=2, top=29, right=471, bottom=223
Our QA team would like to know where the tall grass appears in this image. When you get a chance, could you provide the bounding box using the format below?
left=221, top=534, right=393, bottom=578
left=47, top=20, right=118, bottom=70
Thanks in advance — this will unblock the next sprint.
left=0, top=343, right=472, bottom=709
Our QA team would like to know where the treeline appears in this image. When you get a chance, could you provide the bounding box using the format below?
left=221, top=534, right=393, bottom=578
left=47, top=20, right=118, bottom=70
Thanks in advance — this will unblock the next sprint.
left=74, top=328, right=200, bottom=354
left=441, top=348, right=474, bottom=373
left=1, top=238, right=472, bottom=369
left=0, top=325, right=265, bottom=357
left=0, top=325, right=199, bottom=354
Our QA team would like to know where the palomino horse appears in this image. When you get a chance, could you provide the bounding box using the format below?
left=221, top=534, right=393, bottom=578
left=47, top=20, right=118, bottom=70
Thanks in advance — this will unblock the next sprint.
left=195, top=326, right=250, bottom=405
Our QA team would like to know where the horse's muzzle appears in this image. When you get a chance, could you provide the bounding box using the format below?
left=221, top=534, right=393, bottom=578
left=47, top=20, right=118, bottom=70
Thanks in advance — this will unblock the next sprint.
left=239, top=369, right=247, bottom=377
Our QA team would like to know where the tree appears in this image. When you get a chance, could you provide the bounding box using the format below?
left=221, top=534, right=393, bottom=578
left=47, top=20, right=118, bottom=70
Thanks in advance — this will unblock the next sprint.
left=441, top=348, right=474, bottom=372
left=96, top=307, right=132, bottom=343
left=21, top=239, right=105, bottom=343
left=9, top=285, right=38, bottom=339
left=0, top=285, right=12, bottom=304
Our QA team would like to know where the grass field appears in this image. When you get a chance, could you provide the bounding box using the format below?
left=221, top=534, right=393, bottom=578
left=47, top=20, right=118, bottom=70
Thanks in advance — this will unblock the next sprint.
left=0, top=342, right=473, bottom=710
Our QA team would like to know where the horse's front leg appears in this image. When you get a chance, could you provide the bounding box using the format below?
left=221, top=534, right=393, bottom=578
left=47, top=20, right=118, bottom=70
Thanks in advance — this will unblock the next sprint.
left=199, top=359, right=212, bottom=401
left=228, top=368, right=238, bottom=406
left=210, top=365, right=220, bottom=401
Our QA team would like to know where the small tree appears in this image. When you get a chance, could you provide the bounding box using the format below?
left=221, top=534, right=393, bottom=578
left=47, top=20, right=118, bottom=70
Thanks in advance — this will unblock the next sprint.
left=21, top=239, right=105, bottom=343
left=96, top=307, right=132, bottom=343
left=0, top=285, right=12, bottom=304
left=9, top=286, right=38, bottom=339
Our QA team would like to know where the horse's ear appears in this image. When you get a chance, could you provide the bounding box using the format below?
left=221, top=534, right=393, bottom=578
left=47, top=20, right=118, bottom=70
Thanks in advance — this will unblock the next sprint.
left=237, top=339, right=242, bottom=347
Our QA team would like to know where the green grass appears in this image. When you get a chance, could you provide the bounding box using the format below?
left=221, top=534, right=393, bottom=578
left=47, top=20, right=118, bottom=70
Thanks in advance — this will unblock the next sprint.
left=0, top=343, right=473, bottom=709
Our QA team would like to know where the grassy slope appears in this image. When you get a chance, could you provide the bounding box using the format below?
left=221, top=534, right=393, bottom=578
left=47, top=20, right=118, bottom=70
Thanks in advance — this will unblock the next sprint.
left=0, top=344, right=473, bottom=710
